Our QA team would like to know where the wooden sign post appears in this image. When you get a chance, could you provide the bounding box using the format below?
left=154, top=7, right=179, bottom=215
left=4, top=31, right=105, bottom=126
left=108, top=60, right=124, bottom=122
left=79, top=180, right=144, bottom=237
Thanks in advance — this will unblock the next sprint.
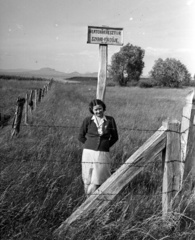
left=87, top=26, right=123, bottom=101
left=97, top=44, right=107, bottom=100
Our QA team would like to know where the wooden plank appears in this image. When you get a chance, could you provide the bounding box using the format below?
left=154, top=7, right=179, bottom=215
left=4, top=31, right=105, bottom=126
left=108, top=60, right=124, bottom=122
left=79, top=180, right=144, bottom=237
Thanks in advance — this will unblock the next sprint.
left=180, top=90, right=194, bottom=180
left=54, top=124, right=167, bottom=238
left=162, top=120, right=181, bottom=217
left=96, top=44, right=107, bottom=101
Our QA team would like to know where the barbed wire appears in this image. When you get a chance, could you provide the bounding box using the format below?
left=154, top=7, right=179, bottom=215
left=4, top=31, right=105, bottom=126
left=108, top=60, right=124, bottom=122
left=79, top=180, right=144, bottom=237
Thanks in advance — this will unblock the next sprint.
left=3, top=122, right=191, bottom=134
left=84, top=189, right=177, bottom=200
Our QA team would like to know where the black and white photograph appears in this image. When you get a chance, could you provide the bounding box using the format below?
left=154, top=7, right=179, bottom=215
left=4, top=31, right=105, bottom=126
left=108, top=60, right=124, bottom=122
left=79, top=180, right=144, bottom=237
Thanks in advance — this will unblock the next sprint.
left=0, top=0, right=195, bottom=239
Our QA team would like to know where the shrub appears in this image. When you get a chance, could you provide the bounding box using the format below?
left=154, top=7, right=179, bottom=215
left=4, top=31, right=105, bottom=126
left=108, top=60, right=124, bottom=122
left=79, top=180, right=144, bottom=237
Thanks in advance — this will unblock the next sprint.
left=138, top=79, right=155, bottom=88
left=109, top=43, right=145, bottom=86
left=128, top=80, right=139, bottom=87
left=150, top=58, right=191, bottom=88
left=188, top=80, right=195, bottom=87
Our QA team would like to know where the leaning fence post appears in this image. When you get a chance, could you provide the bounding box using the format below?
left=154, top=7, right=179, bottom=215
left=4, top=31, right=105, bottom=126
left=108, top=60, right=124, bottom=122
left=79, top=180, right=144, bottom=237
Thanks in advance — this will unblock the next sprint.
left=162, top=119, right=182, bottom=217
left=11, top=97, right=26, bottom=138
left=24, top=93, right=29, bottom=125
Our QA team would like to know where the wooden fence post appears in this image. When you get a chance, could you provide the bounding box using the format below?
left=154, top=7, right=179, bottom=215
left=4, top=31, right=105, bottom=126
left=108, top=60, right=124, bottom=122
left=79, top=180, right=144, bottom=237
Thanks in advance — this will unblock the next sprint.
left=42, top=87, right=45, bottom=98
left=96, top=44, right=107, bottom=101
left=29, top=90, right=34, bottom=115
left=180, top=90, right=194, bottom=181
left=24, top=93, right=29, bottom=125
left=11, top=97, right=26, bottom=138
left=183, top=92, right=195, bottom=191
left=162, top=119, right=182, bottom=217
left=45, top=85, right=47, bottom=94
left=38, top=88, right=42, bottom=102
left=34, top=89, right=38, bottom=111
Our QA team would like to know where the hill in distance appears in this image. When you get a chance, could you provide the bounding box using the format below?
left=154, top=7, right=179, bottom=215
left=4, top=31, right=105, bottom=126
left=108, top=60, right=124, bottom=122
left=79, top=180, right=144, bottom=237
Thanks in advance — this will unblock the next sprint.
left=0, top=67, right=98, bottom=79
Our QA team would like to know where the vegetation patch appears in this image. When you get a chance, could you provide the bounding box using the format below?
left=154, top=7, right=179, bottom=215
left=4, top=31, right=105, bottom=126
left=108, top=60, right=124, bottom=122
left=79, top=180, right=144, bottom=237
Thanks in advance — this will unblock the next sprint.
left=0, top=79, right=194, bottom=239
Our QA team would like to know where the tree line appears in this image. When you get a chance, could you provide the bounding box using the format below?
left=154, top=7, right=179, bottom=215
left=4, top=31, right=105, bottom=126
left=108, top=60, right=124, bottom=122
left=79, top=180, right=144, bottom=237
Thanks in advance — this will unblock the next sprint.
left=109, top=43, right=193, bottom=88
left=0, top=75, right=51, bottom=81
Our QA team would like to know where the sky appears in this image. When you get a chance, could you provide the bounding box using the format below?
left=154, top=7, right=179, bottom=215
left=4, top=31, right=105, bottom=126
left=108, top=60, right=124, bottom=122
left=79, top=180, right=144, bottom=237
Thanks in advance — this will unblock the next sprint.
left=0, top=0, right=195, bottom=76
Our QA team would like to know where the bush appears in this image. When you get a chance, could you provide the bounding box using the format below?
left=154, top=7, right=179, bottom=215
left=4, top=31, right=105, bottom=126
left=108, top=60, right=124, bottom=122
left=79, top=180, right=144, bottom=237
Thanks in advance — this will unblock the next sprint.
left=187, top=80, right=195, bottom=87
left=138, top=79, right=155, bottom=88
left=150, top=58, right=191, bottom=88
left=128, top=80, right=139, bottom=87
left=109, top=43, right=145, bottom=86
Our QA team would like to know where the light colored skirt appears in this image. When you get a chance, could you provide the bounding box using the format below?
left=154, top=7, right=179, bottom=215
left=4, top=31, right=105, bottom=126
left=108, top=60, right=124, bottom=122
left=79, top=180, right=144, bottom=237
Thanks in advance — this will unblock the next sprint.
left=82, top=149, right=111, bottom=185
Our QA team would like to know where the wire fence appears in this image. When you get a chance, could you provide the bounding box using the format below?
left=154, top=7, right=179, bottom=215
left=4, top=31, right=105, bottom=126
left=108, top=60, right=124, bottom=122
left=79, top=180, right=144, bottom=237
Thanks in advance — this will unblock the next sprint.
left=3, top=121, right=190, bottom=134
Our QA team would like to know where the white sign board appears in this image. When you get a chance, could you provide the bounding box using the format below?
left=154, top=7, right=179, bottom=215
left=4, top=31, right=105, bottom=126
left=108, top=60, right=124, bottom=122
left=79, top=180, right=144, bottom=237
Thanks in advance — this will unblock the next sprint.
left=87, top=26, right=123, bottom=46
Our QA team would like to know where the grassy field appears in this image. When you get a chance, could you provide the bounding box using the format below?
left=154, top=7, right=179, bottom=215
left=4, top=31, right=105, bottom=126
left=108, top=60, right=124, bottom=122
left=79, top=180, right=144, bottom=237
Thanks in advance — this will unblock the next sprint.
left=0, top=79, right=49, bottom=123
left=0, top=79, right=194, bottom=240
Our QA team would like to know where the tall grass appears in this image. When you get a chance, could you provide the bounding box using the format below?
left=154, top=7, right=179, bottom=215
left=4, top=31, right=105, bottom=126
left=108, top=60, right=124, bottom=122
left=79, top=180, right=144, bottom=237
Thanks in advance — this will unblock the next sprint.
left=0, top=81, right=194, bottom=239
left=0, top=79, right=49, bottom=119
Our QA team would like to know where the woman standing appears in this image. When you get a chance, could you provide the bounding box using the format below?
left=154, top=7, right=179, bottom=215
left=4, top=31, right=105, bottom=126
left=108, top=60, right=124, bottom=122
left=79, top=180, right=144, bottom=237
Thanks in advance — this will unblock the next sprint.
left=78, top=99, right=118, bottom=197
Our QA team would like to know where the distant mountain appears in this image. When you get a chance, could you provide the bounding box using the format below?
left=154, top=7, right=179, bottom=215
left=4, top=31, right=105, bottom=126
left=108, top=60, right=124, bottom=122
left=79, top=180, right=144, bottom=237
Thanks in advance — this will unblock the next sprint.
left=0, top=67, right=98, bottom=79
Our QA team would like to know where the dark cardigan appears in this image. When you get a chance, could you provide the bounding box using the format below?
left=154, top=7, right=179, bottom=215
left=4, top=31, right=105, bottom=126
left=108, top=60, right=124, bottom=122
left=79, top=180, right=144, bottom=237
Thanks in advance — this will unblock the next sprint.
left=78, top=115, right=118, bottom=152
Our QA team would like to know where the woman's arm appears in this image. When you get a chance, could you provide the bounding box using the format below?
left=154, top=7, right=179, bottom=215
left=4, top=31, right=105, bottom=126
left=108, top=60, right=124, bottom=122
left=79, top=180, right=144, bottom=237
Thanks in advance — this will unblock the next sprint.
left=78, top=117, right=89, bottom=143
left=109, top=117, right=118, bottom=148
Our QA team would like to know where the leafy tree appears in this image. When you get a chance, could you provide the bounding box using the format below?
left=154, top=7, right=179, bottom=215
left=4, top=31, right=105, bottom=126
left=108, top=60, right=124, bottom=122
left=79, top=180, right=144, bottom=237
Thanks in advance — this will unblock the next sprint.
left=109, top=43, right=145, bottom=86
left=150, top=58, right=191, bottom=88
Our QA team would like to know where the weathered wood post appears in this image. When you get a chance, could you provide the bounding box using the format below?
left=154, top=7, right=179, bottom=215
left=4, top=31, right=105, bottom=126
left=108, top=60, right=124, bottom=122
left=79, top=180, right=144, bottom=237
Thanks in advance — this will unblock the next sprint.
left=87, top=26, right=123, bottom=101
left=28, top=90, right=34, bottom=115
left=45, top=84, right=48, bottom=94
left=48, top=79, right=52, bottom=90
left=180, top=90, right=194, bottom=182
left=38, top=88, right=42, bottom=102
left=183, top=90, right=195, bottom=191
left=42, top=87, right=45, bottom=98
left=11, top=97, right=26, bottom=138
left=162, top=120, right=182, bottom=217
left=96, top=44, right=108, bottom=101
left=34, top=89, right=38, bottom=111
left=24, top=93, right=29, bottom=125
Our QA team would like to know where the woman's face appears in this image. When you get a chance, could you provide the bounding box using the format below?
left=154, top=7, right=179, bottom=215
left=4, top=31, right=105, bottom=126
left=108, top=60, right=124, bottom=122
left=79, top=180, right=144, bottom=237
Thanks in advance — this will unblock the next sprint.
left=93, top=104, right=104, bottom=118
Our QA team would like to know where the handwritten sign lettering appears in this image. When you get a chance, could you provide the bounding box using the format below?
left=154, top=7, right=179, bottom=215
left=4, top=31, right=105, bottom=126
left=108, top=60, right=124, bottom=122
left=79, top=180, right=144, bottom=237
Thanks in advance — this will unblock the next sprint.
left=87, top=26, right=123, bottom=46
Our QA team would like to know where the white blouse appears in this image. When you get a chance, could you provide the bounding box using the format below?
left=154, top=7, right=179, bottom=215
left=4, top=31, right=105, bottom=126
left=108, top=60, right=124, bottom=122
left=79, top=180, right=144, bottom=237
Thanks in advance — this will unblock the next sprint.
left=91, top=115, right=107, bottom=136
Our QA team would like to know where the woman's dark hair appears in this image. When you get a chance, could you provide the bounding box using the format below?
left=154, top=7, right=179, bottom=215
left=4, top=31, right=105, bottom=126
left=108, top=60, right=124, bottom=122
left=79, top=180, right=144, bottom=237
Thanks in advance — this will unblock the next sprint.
left=89, top=99, right=106, bottom=114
